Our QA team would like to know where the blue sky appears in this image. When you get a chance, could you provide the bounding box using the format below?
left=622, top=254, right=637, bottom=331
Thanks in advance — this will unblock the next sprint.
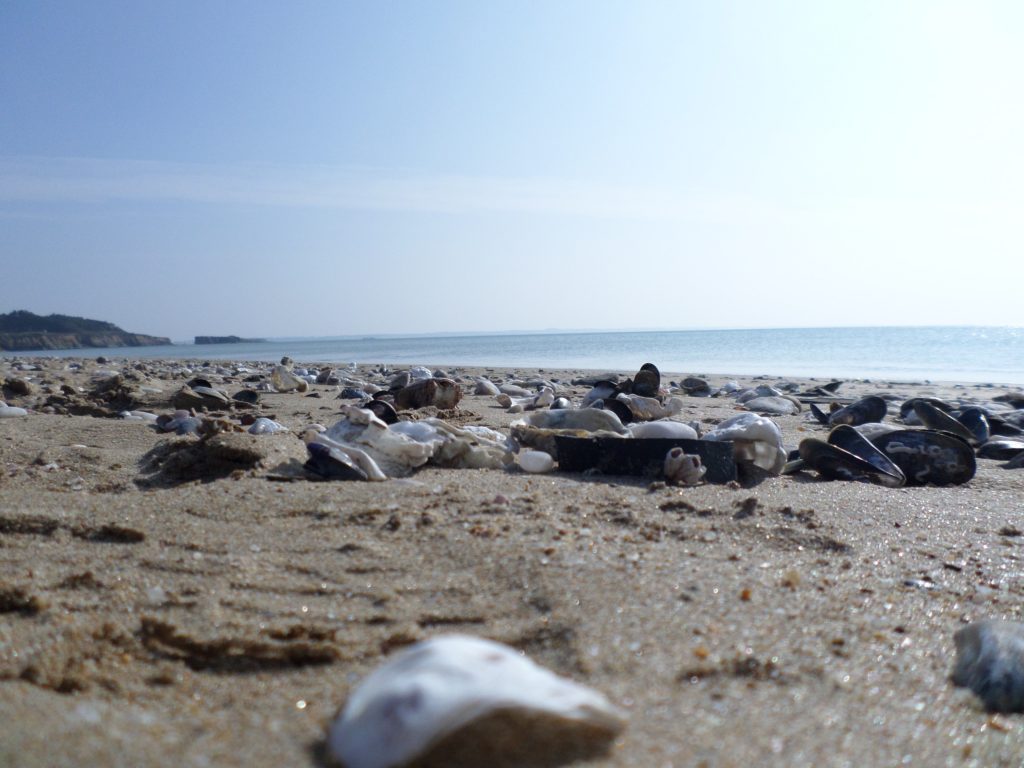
left=1, top=1, right=1021, bottom=340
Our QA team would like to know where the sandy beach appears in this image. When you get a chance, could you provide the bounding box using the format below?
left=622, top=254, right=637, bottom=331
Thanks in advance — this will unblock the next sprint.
left=2, top=356, right=1024, bottom=768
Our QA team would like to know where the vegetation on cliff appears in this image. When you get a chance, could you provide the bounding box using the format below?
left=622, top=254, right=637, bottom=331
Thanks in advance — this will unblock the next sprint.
left=0, top=310, right=171, bottom=351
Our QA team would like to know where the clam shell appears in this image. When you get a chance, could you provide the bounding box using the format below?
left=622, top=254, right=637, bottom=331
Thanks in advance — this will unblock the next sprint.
left=628, top=421, right=698, bottom=440
left=327, top=635, right=626, bottom=768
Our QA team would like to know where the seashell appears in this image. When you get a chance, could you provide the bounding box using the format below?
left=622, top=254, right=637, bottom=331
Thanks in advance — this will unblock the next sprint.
left=498, top=383, right=532, bottom=397
left=912, top=401, right=976, bottom=445
left=827, top=396, right=887, bottom=427
left=271, top=365, right=309, bottom=393
left=952, top=620, right=1024, bottom=713
left=899, top=397, right=952, bottom=425
left=474, top=378, right=500, bottom=396
left=248, top=417, right=288, bottom=435
left=597, top=397, right=633, bottom=425
left=172, top=385, right=231, bottom=411
left=663, top=447, right=705, bottom=485
left=628, top=421, right=698, bottom=440
left=581, top=380, right=620, bottom=409
left=0, top=405, right=29, bottom=418
left=119, top=410, right=158, bottom=422
left=703, top=413, right=787, bottom=475
left=827, top=425, right=905, bottom=486
left=853, top=422, right=902, bottom=441
left=395, top=379, right=462, bottom=410
left=797, top=426, right=904, bottom=487
left=232, top=389, right=260, bottom=405
left=519, top=450, right=555, bottom=474
left=870, top=429, right=976, bottom=486
left=742, top=395, right=800, bottom=416
left=632, top=364, right=661, bottom=398
left=550, top=397, right=571, bottom=410
left=408, top=366, right=433, bottom=381
left=517, top=408, right=629, bottom=435
left=976, top=438, right=1024, bottom=461
left=1006, top=452, right=1024, bottom=469
left=715, top=380, right=741, bottom=396
left=956, top=407, right=990, bottom=445
left=736, top=385, right=784, bottom=403
left=680, top=376, right=711, bottom=397
left=389, top=419, right=508, bottom=470
left=316, top=407, right=433, bottom=477
left=326, top=635, right=627, bottom=768
left=185, top=377, right=214, bottom=390
left=364, top=400, right=399, bottom=425
left=615, top=393, right=683, bottom=422
left=304, top=440, right=377, bottom=481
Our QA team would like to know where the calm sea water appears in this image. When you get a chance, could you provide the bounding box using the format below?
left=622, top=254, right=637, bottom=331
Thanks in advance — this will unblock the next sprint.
left=12, top=326, right=1024, bottom=386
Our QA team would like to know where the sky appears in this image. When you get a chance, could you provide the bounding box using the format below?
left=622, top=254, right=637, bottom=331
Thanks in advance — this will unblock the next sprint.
left=1, top=1, right=1022, bottom=341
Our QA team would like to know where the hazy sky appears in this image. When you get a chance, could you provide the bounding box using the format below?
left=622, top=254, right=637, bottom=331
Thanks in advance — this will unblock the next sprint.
left=1, top=2, right=1021, bottom=340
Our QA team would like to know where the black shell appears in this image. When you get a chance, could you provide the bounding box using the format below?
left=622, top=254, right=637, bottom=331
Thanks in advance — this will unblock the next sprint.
left=828, top=396, right=888, bottom=427
left=304, top=442, right=368, bottom=481
left=956, top=407, right=990, bottom=445
left=798, top=436, right=903, bottom=487
left=600, top=397, right=634, bottom=426
left=827, top=425, right=905, bottom=487
left=912, top=401, right=976, bottom=445
left=632, top=364, right=661, bottom=398
left=870, top=429, right=976, bottom=486
left=364, top=399, right=398, bottom=425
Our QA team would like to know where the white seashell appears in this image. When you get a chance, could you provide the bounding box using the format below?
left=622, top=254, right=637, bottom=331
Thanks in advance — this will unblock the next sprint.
left=952, top=620, right=1024, bottom=712
left=248, top=417, right=288, bottom=435
left=742, top=395, right=800, bottom=416
left=628, top=421, right=698, bottom=440
left=704, top=412, right=787, bottom=474
left=315, top=407, right=433, bottom=478
left=409, top=366, right=433, bottom=381
left=119, top=410, right=158, bottom=422
left=474, top=378, right=501, bottom=396
left=391, top=419, right=509, bottom=469
left=519, top=450, right=555, bottom=474
left=663, top=447, right=706, bottom=485
left=0, top=406, right=28, bottom=418
left=327, top=635, right=626, bottom=768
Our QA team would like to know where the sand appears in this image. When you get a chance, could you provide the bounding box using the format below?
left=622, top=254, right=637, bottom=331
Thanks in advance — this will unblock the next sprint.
left=1, top=357, right=1023, bottom=768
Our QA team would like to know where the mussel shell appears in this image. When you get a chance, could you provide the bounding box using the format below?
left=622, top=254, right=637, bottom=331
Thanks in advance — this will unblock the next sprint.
left=363, top=399, right=398, bottom=425
left=976, top=439, right=1024, bottom=461
left=899, top=397, right=952, bottom=423
left=809, top=402, right=831, bottom=425
left=870, top=429, right=976, bottom=486
left=599, top=397, right=634, bottom=425
left=581, top=380, right=620, bottom=408
left=956, top=407, right=991, bottom=444
left=304, top=442, right=369, bottom=481
left=186, top=377, right=214, bottom=390
left=632, top=364, right=660, bottom=398
left=912, top=401, right=976, bottom=445
left=798, top=438, right=901, bottom=485
left=986, top=413, right=1024, bottom=438
left=232, top=389, right=260, bottom=405
left=829, top=396, right=887, bottom=427
left=827, top=425, right=905, bottom=487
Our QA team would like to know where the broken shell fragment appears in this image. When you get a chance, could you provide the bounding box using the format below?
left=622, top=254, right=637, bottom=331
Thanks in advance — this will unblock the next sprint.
left=271, top=364, right=309, bottom=393
left=327, top=635, right=626, bottom=768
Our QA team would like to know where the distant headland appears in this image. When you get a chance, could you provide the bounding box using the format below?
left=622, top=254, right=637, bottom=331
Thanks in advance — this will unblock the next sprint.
left=0, top=310, right=171, bottom=351
left=194, top=335, right=267, bottom=345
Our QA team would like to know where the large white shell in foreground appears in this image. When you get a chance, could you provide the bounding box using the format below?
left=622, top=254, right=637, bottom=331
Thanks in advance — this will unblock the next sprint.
left=328, top=635, right=627, bottom=768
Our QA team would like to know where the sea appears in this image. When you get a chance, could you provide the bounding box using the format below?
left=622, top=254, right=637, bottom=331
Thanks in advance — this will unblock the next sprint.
left=12, top=326, right=1024, bottom=386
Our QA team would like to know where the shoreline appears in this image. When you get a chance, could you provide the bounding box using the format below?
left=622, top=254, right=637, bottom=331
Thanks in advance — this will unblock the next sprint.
left=2, top=356, right=1024, bottom=766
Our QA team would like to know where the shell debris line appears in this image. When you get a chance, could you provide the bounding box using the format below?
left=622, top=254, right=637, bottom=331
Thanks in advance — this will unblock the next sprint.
left=327, top=635, right=627, bottom=768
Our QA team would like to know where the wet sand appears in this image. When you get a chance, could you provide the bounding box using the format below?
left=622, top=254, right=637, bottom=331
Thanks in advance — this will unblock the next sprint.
left=1, top=357, right=1024, bottom=767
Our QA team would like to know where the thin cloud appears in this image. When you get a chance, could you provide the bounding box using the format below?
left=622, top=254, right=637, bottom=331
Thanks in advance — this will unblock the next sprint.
left=0, top=155, right=776, bottom=222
